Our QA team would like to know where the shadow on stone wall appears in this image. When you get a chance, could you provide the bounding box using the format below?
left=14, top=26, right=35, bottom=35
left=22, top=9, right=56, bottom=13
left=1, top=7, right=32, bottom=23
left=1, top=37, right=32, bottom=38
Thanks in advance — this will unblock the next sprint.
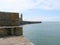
left=0, top=27, right=23, bottom=38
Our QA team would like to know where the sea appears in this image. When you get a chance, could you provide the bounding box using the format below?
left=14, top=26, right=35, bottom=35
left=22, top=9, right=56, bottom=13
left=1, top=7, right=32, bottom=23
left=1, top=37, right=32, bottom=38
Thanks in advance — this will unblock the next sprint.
left=23, top=22, right=60, bottom=45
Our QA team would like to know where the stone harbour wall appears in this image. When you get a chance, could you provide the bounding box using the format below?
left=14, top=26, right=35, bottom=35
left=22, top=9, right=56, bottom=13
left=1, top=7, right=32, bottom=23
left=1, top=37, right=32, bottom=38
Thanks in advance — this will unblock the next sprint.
left=0, top=27, right=23, bottom=37
left=0, top=12, right=19, bottom=26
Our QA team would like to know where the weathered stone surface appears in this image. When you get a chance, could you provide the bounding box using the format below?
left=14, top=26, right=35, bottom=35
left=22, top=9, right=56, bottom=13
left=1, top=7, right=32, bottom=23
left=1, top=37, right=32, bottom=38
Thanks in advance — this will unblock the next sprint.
left=0, top=12, right=23, bottom=36
left=0, top=12, right=19, bottom=26
left=14, top=27, right=23, bottom=36
left=0, top=27, right=23, bottom=36
left=0, top=28, right=8, bottom=36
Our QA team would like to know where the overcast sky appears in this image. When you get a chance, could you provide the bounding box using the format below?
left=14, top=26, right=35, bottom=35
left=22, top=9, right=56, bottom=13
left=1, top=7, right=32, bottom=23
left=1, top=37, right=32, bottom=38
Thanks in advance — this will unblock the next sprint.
left=0, top=0, right=60, bottom=21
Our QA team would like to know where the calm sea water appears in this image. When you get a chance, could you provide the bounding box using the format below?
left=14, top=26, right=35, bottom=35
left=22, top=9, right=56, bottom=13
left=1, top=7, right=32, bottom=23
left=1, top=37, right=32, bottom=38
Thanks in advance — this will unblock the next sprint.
left=23, top=22, right=60, bottom=45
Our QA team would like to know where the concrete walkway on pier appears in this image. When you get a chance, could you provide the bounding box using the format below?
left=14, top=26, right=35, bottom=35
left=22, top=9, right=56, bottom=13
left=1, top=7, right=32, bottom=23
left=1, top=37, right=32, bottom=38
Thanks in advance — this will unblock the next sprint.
left=0, top=36, right=34, bottom=45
